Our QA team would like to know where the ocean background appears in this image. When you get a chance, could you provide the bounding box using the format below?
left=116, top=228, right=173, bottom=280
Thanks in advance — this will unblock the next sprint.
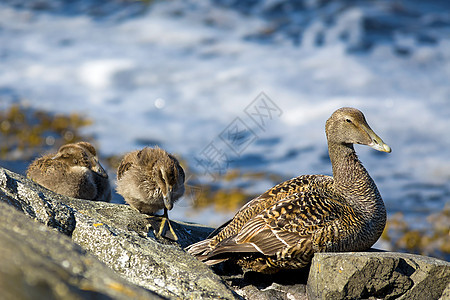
left=0, top=0, right=449, bottom=253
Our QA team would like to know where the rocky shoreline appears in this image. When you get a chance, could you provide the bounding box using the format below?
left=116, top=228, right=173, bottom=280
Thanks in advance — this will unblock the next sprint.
left=0, top=166, right=448, bottom=299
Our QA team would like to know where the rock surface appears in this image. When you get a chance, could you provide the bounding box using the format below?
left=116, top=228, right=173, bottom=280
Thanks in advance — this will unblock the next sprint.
left=67, top=199, right=236, bottom=299
left=1, top=165, right=449, bottom=300
left=307, top=252, right=450, bottom=300
left=0, top=201, right=162, bottom=300
left=0, top=166, right=237, bottom=299
left=0, top=167, right=76, bottom=235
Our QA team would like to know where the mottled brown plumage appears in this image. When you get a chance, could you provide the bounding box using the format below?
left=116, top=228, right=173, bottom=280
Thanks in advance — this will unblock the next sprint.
left=186, top=107, right=391, bottom=273
left=116, top=147, right=185, bottom=240
left=27, top=141, right=111, bottom=201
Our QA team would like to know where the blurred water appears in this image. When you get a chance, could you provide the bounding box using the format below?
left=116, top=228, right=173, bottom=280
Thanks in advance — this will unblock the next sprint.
left=0, top=0, right=449, bottom=229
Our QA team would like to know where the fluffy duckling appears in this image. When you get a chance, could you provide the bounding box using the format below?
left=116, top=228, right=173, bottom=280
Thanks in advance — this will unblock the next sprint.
left=27, top=141, right=111, bottom=201
left=116, top=147, right=185, bottom=240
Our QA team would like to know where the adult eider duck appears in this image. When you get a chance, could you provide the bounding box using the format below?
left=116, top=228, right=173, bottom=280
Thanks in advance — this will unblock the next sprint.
left=186, top=107, right=391, bottom=273
left=116, top=147, right=185, bottom=241
left=27, top=141, right=111, bottom=202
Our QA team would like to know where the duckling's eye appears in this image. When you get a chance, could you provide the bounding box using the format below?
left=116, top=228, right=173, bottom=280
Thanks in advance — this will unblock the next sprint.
left=346, top=119, right=352, bottom=123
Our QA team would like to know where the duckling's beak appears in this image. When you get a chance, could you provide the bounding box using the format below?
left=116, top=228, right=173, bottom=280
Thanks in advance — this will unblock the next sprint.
left=163, top=189, right=173, bottom=211
left=364, top=126, right=391, bottom=153
left=92, top=159, right=109, bottom=178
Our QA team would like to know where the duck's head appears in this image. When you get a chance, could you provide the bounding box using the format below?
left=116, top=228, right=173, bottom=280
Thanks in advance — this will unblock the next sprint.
left=53, top=142, right=109, bottom=177
left=325, top=107, right=391, bottom=153
left=148, top=150, right=185, bottom=210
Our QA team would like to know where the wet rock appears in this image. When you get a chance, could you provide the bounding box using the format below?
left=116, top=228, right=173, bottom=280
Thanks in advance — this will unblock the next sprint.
left=307, top=251, right=450, bottom=300
left=0, top=201, right=161, bottom=300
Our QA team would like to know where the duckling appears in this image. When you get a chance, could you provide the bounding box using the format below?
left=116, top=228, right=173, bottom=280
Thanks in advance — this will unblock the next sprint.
left=116, top=147, right=185, bottom=241
left=27, top=141, right=111, bottom=201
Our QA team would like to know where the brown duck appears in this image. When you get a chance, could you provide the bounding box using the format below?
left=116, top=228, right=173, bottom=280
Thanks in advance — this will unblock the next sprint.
left=116, top=147, right=185, bottom=240
left=186, top=107, right=391, bottom=273
left=27, top=141, right=111, bottom=201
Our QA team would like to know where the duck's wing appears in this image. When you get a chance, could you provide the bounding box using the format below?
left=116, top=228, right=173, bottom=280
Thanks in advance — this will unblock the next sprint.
left=205, top=191, right=349, bottom=259
left=186, top=175, right=335, bottom=260
left=186, top=188, right=281, bottom=257
left=206, top=174, right=333, bottom=241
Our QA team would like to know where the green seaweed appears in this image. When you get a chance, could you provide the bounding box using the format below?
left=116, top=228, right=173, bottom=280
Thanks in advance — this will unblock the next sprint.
left=382, top=205, right=449, bottom=261
left=0, top=104, right=92, bottom=160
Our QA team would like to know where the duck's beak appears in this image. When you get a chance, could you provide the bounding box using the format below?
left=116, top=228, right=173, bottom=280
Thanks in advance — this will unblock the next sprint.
left=163, top=188, right=173, bottom=210
left=363, top=125, right=391, bottom=153
left=369, top=140, right=391, bottom=153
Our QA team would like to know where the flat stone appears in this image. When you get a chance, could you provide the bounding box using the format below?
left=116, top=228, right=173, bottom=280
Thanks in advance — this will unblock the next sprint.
left=307, top=251, right=450, bottom=300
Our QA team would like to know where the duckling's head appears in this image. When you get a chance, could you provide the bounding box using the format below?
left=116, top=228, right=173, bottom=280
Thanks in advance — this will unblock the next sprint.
left=53, top=142, right=109, bottom=177
left=137, top=148, right=185, bottom=210
left=153, top=157, right=185, bottom=210
left=325, top=107, right=391, bottom=153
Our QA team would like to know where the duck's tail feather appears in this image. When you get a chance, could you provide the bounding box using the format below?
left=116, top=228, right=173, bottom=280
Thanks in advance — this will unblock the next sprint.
left=185, top=238, right=230, bottom=265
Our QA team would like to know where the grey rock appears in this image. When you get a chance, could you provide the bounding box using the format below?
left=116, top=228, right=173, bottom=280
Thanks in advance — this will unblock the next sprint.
left=67, top=199, right=236, bottom=299
left=0, top=167, right=76, bottom=235
left=0, top=166, right=237, bottom=300
left=0, top=201, right=161, bottom=300
left=307, top=252, right=450, bottom=300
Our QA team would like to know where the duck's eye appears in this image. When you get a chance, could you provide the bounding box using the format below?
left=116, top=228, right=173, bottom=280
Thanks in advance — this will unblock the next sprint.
left=346, top=119, right=352, bottom=123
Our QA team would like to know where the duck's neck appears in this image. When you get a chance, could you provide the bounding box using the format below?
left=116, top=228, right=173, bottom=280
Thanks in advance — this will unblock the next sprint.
left=328, top=142, right=385, bottom=215
left=327, top=142, right=387, bottom=250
